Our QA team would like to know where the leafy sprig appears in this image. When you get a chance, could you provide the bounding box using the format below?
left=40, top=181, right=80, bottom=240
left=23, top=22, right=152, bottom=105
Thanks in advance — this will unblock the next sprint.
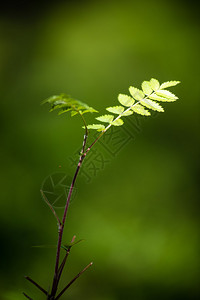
left=42, top=93, right=98, bottom=116
left=34, top=78, right=180, bottom=300
left=87, top=78, right=180, bottom=132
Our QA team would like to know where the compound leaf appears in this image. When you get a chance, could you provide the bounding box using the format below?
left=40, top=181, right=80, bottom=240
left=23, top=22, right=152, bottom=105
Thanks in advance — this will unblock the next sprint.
left=96, top=114, right=114, bottom=123
left=150, top=78, right=160, bottom=91
left=42, top=94, right=98, bottom=116
left=129, top=87, right=145, bottom=100
left=141, top=81, right=153, bottom=95
left=160, top=81, right=180, bottom=89
left=106, top=106, right=124, bottom=114
left=118, top=94, right=135, bottom=107
left=140, top=99, right=164, bottom=112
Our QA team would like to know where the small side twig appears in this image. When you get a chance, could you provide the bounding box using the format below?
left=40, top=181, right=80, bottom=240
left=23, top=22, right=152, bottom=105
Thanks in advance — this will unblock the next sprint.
left=25, top=276, right=48, bottom=295
left=40, top=189, right=62, bottom=226
left=54, top=235, right=76, bottom=293
left=55, top=262, right=93, bottom=300
left=23, top=292, right=33, bottom=300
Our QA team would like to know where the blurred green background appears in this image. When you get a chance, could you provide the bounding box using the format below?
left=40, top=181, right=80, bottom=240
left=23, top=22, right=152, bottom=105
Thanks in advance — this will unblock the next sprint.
left=0, top=0, right=199, bottom=299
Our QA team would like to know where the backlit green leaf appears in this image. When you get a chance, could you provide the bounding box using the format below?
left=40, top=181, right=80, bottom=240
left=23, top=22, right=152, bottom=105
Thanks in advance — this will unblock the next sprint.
left=156, top=90, right=178, bottom=100
left=106, top=106, right=124, bottom=114
left=111, top=119, right=124, bottom=126
left=149, top=93, right=175, bottom=102
left=71, top=111, right=79, bottom=116
left=129, top=87, right=145, bottom=100
left=141, top=81, right=153, bottom=95
left=140, top=99, right=164, bottom=112
left=87, top=124, right=105, bottom=131
left=42, top=94, right=98, bottom=116
left=58, top=108, right=72, bottom=115
left=118, top=94, right=135, bottom=107
left=122, top=110, right=133, bottom=116
left=160, top=81, right=180, bottom=89
left=96, top=114, right=114, bottom=123
left=150, top=78, right=160, bottom=91
left=131, top=104, right=151, bottom=116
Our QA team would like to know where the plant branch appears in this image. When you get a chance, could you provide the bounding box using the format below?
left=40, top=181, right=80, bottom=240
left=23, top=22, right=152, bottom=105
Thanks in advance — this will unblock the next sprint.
left=40, top=190, right=62, bottom=226
left=55, top=262, right=93, bottom=300
left=50, top=119, right=88, bottom=297
left=23, top=292, right=33, bottom=300
left=50, top=100, right=142, bottom=297
left=25, top=276, right=48, bottom=295
left=56, top=235, right=76, bottom=288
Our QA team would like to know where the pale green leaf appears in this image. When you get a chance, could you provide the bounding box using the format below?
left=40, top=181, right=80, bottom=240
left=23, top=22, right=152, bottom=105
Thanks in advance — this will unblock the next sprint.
left=150, top=78, right=160, bottom=91
left=71, top=111, right=79, bottom=116
left=160, top=81, right=180, bottom=89
left=42, top=95, right=62, bottom=105
left=156, top=90, right=178, bottom=100
left=42, top=94, right=98, bottom=116
left=87, top=124, right=105, bottom=131
left=118, top=94, right=135, bottom=107
left=111, top=119, right=124, bottom=126
left=131, top=104, right=151, bottom=116
left=106, top=106, right=124, bottom=114
left=141, top=81, right=153, bottom=95
left=58, top=108, right=72, bottom=115
left=122, top=110, right=133, bottom=116
left=129, top=87, right=145, bottom=100
left=149, top=93, right=175, bottom=102
left=96, top=114, right=114, bottom=123
left=140, top=99, right=164, bottom=112
left=82, top=108, right=98, bottom=114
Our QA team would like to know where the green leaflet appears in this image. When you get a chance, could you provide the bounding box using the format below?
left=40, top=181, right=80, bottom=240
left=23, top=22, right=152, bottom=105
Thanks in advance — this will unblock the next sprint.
left=122, top=110, right=133, bottom=116
left=42, top=94, right=98, bottom=116
left=111, top=119, right=124, bottom=126
left=149, top=93, right=175, bottom=102
left=106, top=106, right=124, bottom=114
left=118, top=94, right=135, bottom=107
left=42, top=95, right=62, bottom=104
left=160, top=81, right=180, bottom=89
left=150, top=78, right=160, bottom=91
left=140, top=99, right=164, bottom=112
left=129, top=87, right=145, bottom=100
left=58, top=108, right=72, bottom=115
left=156, top=90, right=178, bottom=100
left=141, top=81, right=153, bottom=95
left=87, top=124, right=105, bottom=131
left=131, top=104, right=151, bottom=116
left=96, top=114, right=114, bottom=123
left=71, top=111, right=78, bottom=116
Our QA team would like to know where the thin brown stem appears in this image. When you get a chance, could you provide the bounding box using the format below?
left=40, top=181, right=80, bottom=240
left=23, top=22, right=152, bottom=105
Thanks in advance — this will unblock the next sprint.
left=25, top=276, right=48, bottom=295
left=40, top=190, right=61, bottom=226
left=55, top=262, right=93, bottom=300
left=56, top=235, right=76, bottom=287
left=50, top=120, right=88, bottom=297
